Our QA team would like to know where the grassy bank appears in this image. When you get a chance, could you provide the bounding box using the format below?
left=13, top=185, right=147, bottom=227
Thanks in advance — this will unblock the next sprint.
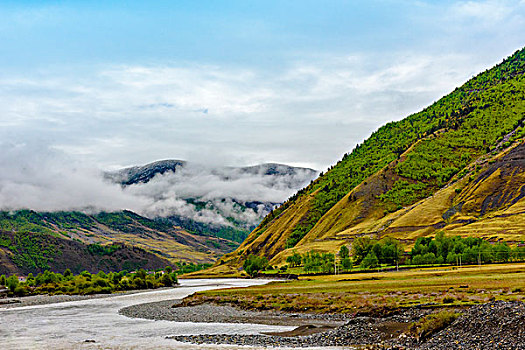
left=182, top=263, right=525, bottom=316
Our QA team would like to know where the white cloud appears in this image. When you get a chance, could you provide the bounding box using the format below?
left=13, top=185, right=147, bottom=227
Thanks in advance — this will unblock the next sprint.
left=0, top=49, right=492, bottom=172
left=0, top=141, right=316, bottom=228
left=0, top=0, right=523, bottom=217
left=0, top=141, right=148, bottom=213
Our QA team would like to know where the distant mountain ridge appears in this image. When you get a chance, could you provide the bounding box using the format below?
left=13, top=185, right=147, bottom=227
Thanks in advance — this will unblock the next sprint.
left=200, top=47, right=525, bottom=276
left=107, top=160, right=317, bottom=186
left=108, top=159, right=186, bottom=185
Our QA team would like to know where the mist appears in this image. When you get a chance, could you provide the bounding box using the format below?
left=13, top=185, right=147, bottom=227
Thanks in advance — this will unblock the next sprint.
left=125, top=162, right=317, bottom=228
left=0, top=142, right=317, bottom=228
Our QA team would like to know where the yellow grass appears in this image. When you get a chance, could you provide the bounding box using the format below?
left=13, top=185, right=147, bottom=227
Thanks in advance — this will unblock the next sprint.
left=186, top=263, right=525, bottom=315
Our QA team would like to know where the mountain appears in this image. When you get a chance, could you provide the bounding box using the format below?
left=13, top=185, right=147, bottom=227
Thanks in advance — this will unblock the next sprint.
left=204, top=47, right=525, bottom=275
left=107, top=161, right=318, bottom=243
left=0, top=210, right=238, bottom=275
left=0, top=162, right=317, bottom=275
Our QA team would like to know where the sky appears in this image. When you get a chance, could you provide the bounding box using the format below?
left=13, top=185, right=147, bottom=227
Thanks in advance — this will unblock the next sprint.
left=0, top=0, right=524, bottom=213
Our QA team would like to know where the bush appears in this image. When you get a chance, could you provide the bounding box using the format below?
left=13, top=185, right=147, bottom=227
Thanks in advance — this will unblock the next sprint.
left=243, top=255, right=269, bottom=277
left=442, top=296, right=455, bottom=304
left=160, top=273, right=174, bottom=287
left=409, top=311, right=461, bottom=341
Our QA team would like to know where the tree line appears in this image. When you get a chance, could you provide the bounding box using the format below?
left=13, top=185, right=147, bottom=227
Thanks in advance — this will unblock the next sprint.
left=0, top=267, right=178, bottom=297
left=281, top=233, right=525, bottom=273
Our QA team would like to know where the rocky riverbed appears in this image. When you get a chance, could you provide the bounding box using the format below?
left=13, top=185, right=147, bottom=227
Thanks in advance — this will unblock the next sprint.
left=120, top=300, right=349, bottom=327
left=121, top=299, right=525, bottom=349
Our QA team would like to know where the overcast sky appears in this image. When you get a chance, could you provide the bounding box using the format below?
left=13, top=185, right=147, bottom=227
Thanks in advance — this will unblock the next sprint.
left=1, top=0, right=524, bottom=172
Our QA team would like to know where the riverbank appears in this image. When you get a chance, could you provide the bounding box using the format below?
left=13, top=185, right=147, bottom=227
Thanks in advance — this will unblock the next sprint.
left=121, top=299, right=430, bottom=347
left=119, top=265, right=525, bottom=349
left=120, top=299, right=524, bottom=349
left=0, top=288, right=158, bottom=309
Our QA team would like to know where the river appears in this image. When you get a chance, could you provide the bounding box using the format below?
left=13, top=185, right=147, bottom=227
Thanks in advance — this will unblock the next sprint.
left=0, top=278, right=311, bottom=350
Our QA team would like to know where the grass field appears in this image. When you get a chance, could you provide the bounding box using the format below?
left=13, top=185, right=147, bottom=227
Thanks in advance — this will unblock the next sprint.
left=183, top=263, right=525, bottom=316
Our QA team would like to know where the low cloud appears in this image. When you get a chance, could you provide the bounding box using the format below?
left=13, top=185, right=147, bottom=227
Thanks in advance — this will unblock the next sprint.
left=125, top=163, right=317, bottom=227
left=0, top=142, right=316, bottom=229
left=0, top=142, right=148, bottom=213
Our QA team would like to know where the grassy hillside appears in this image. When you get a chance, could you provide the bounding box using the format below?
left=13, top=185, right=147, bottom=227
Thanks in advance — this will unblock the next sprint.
left=0, top=230, right=170, bottom=276
left=0, top=210, right=238, bottom=275
left=208, top=47, right=525, bottom=275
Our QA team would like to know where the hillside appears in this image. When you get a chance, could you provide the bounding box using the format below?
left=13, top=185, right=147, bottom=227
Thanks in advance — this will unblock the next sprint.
left=0, top=229, right=170, bottom=276
left=203, top=47, right=525, bottom=275
left=0, top=210, right=238, bottom=275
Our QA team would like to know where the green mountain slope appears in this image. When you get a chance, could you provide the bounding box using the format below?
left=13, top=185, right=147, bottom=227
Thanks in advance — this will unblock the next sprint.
left=0, top=230, right=170, bottom=276
left=0, top=210, right=239, bottom=275
left=205, top=47, right=525, bottom=275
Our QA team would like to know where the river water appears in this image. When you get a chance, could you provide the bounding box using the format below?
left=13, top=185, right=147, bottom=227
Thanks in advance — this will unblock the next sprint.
left=0, top=278, right=318, bottom=350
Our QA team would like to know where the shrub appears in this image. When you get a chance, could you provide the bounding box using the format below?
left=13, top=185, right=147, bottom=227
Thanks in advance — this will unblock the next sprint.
left=442, top=296, right=455, bottom=304
left=243, top=255, right=269, bottom=277
left=160, top=273, right=174, bottom=287
left=409, top=311, right=461, bottom=341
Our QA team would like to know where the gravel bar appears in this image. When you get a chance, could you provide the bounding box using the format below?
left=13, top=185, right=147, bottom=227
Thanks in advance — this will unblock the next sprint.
left=120, top=300, right=348, bottom=327
left=158, top=301, right=524, bottom=349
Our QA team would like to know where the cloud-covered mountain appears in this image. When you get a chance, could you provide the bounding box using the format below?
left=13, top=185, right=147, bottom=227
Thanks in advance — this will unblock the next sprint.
left=107, top=160, right=318, bottom=241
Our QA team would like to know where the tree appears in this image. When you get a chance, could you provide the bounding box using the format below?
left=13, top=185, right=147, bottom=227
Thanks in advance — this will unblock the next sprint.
left=341, top=257, right=352, bottom=271
left=6, top=275, right=19, bottom=292
left=379, top=237, right=402, bottom=264
left=352, top=237, right=374, bottom=264
left=339, top=245, right=349, bottom=259
left=360, top=252, right=379, bottom=269
left=286, top=251, right=302, bottom=267
left=243, top=255, right=269, bottom=277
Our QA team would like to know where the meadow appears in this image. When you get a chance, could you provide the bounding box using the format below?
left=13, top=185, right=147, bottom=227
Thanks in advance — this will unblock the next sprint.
left=183, top=263, right=525, bottom=316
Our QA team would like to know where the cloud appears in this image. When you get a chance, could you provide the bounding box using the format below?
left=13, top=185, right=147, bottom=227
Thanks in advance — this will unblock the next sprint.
left=0, top=49, right=497, bottom=172
left=0, top=141, right=316, bottom=228
left=0, top=141, right=148, bottom=213
left=0, top=0, right=523, bottom=222
left=122, top=162, right=317, bottom=227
